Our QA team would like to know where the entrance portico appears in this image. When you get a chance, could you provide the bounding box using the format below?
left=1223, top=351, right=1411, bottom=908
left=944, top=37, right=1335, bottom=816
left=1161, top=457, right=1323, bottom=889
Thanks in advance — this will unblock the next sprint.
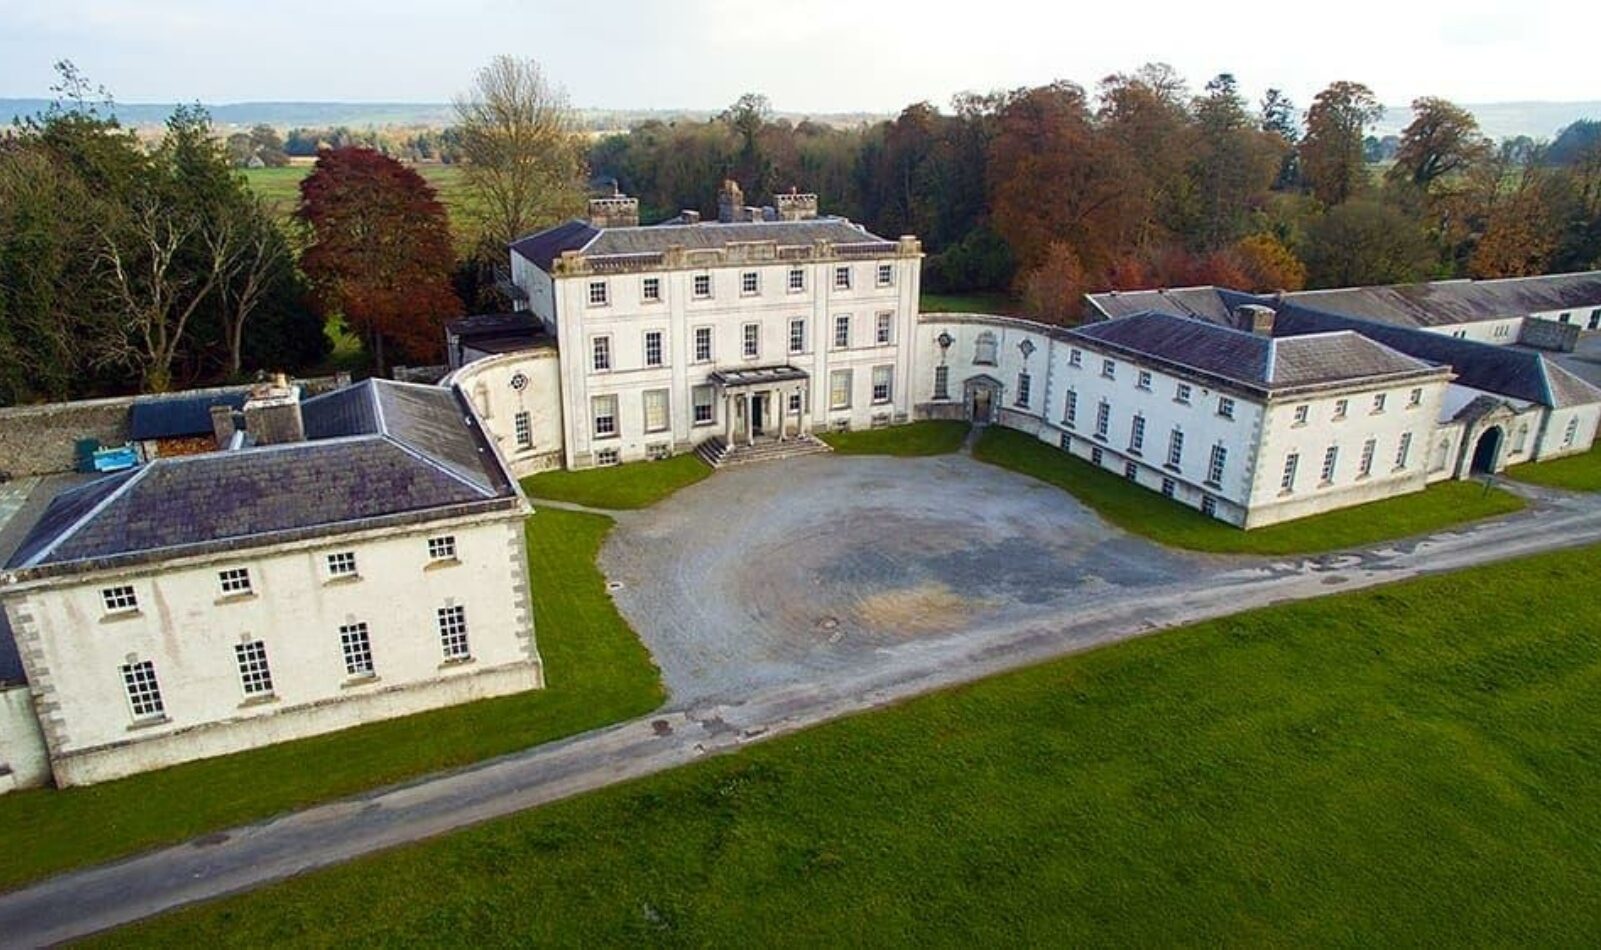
left=710, top=366, right=811, bottom=446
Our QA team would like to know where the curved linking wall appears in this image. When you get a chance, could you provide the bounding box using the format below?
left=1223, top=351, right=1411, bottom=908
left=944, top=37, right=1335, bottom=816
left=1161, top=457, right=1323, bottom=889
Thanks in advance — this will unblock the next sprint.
left=442, top=348, right=566, bottom=478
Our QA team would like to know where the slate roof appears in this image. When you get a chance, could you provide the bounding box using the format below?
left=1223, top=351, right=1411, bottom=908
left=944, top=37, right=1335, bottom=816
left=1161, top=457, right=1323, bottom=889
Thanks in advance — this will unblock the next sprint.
left=1083, top=287, right=1259, bottom=324
left=1067, top=311, right=1443, bottom=395
left=128, top=389, right=249, bottom=440
left=1280, top=271, right=1601, bottom=328
left=1272, top=304, right=1601, bottom=409
left=5, top=380, right=519, bottom=575
left=510, top=216, right=890, bottom=272
left=446, top=312, right=551, bottom=358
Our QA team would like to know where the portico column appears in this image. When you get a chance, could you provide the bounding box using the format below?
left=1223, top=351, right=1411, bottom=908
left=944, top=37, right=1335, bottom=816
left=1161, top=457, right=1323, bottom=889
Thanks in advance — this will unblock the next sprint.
left=724, top=391, right=733, bottom=444
left=746, top=394, right=755, bottom=446
left=777, top=388, right=787, bottom=441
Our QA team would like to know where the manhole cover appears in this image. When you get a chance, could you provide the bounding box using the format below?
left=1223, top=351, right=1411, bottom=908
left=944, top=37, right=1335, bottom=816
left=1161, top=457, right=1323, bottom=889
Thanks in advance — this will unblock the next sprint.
left=816, top=616, right=839, bottom=630
left=606, top=581, right=625, bottom=592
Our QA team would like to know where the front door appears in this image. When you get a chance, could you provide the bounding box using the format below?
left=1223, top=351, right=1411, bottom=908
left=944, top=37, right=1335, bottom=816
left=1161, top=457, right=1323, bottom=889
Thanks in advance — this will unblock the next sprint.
left=972, top=388, right=992, bottom=424
left=751, top=394, right=767, bottom=436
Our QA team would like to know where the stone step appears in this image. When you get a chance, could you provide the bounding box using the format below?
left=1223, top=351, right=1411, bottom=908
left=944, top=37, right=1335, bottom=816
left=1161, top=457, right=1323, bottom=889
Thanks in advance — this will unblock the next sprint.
left=696, top=434, right=832, bottom=468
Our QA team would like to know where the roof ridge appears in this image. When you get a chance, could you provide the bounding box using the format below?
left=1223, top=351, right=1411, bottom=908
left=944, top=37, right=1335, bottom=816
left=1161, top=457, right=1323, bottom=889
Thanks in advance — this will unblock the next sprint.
left=19, top=465, right=153, bottom=569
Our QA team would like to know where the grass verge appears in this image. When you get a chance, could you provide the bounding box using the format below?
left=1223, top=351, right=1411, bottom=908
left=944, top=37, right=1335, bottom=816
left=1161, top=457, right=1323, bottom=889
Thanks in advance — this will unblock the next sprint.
left=973, top=426, right=1525, bottom=555
left=1507, top=446, right=1601, bottom=491
left=919, top=290, right=1027, bottom=316
left=819, top=420, right=970, bottom=456
left=105, top=543, right=1601, bottom=946
left=0, top=509, right=662, bottom=892
left=521, top=454, right=712, bottom=509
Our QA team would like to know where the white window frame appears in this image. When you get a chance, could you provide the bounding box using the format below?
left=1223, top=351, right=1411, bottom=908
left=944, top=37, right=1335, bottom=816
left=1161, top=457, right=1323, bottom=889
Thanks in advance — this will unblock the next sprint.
left=644, top=330, right=664, bottom=368
left=1063, top=389, right=1078, bottom=427
left=641, top=276, right=662, bottom=303
left=1166, top=428, right=1184, bottom=469
left=692, top=384, right=716, bottom=426
left=1137, top=370, right=1152, bottom=391
left=1281, top=453, right=1300, bottom=493
left=1129, top=413, right=1145, bottom=453
left=427, top=535, right=457, bottom=562
left=1015, top=371, right=1031, bottom=407
left=830, top=369, right=852, bottom=410
left=1293, top=405, right=1309, bottom=426
left=514, top=410, right=533, bottom=449
left=340, top=622, right=374, bottom=677
left=1101, top=359, right=1116, bottom=380
left=592, top=394, right=619, bottom=440
left=1408, top=387, right=1423, bottom=408
left=587, top=280, right=608, bottom=307
left=438, top=605, right=471, bottom=661
left=692, top=274, right=713, bottom=299
left=235, top=639, right=274, bottom=697
left=833, top=266, right=852, bottom=290
left=693, top=326, right=713, bottom=363
left=1373, top=393, right=1388, bottom=414
left=1175, top=383, right=1192, bottom=405
left=787, top=268, right=805, bottom=293
left=121, top=660, right=165, bottom=721
left=1068, top=348, right=1082, bottom=368
left=1334, top=398, right=1348, bottom=420
left=1359, top=438, right=1376, bottom=478
left=1217, top=396, right=1235, bottom=420
left=933, top=365, right=950, bottom=400
left=326, top=551, right=358, bottom=579
left=102, top=584, right=139, bottom=614
left=1207, top=444, right=1227, bottom=486
left=218, top=567, right=253, bottom=597
left=643, top=389, right=670, bottom=433
left=789, top=318, right=806, bottom=354
left=1321, top=445, right=1339, bottom=484
left=741, top=271, right=760, bottom=296
left=1395, top=431, right=1413, bottom=469
left=591, top=335, right=612, bottom=373
left=872, top=365, right=894, bottom=404
left=833, top=315, right=851, bottom=350
left=875, top=311, right=893, bottom=345
left=876, top=263, right=893, bottom=287
left=1095, top=401, right=1110, bottom=439
left=742, top=322, right=760, bottom=359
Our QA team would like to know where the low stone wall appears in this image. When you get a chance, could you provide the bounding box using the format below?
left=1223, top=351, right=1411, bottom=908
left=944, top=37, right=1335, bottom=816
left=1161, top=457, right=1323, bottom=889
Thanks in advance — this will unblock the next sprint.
left=0, top=396, right=133, bottom=478
left=0, top=685, right=49, bottom=793
left=0, top=376, right=349, bottom=478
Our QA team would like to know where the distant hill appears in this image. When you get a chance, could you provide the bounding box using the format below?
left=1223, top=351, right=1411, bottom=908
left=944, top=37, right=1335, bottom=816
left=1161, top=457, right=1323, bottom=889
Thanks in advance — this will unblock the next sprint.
left=3, top=98, right=1596, bottom=140
left=0, top=99, right=885, bottom=133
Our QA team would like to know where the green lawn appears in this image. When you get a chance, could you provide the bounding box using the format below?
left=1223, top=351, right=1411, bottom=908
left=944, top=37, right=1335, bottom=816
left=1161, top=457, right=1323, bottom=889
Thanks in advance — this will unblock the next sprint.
left=1508, top=446, right=1601, bottom=491
left=106, top=543, right=1601, bottom=946
left=242, top=163, right=481, bottom=248
left=521, top=454, right=712, bottom=509
left=819, top=420, right=970, bottom=456
left=974, top=426, right=1525, bottom=555
left=919, top=290, right=1027, bottom=316
left=0, top=509, right=662, bottom=892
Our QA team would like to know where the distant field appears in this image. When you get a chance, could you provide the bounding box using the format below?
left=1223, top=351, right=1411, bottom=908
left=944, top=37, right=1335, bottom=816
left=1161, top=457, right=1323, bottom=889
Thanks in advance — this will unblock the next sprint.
left=243, top=164, right=480, bottom=246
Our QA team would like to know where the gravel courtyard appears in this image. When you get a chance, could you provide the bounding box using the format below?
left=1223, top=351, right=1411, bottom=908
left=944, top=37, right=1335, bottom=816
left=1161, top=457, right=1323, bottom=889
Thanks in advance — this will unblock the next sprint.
left=599, top=452, right=1210, bottom=704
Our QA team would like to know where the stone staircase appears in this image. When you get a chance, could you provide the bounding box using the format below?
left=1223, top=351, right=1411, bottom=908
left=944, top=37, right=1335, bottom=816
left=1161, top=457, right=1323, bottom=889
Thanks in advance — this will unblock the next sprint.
left=695, top=434, right=833, bottom=468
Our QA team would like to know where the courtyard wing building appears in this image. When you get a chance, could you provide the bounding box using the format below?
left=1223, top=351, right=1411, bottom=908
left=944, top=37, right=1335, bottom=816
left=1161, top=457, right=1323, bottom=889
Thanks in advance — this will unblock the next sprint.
left=0, top=378, right=540, bottom=787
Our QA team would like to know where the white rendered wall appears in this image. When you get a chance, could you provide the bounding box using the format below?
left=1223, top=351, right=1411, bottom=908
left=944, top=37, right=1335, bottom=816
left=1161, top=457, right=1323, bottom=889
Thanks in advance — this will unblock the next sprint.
left=1424, top=318, right=1522, bottom=344
left=0, top=685, right=49, bottom=792
left=4, top=511, right=539, bottom=786
left=445, top=350, right=565, bottom=476
left=552, top=254, right=920, bottom=467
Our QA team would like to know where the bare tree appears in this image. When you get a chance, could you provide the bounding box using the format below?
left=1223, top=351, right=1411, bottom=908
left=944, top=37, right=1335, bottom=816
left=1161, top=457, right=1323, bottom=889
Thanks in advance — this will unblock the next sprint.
left=217, top=198, right=289, bottom=377
left=454, top=55, right=587, bottom=249
left=96, top=197, right=235, bottom=392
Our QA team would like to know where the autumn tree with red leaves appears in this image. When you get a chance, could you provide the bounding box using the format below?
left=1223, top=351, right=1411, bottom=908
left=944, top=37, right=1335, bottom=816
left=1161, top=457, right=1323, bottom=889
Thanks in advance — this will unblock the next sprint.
left=297, top=147, right=461, bottom=375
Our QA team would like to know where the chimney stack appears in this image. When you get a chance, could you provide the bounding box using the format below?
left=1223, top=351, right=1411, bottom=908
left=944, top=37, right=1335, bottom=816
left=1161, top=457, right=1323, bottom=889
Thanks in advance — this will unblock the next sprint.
left=774, top=188, right=819, bottom=221
left=242, top=373, right=305, bottom=446
left=1234, top=304, right=1277, bottom=336
left=680, top=209, right=701, bottom=224
left=717, top=179, right=747, bottom=223
left=587, top=194, right=639, bottom=229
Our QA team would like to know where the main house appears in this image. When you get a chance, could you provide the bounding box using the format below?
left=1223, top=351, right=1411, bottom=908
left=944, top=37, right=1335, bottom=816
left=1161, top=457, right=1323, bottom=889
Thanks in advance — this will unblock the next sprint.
left=0, top=377, right=541, bottom=787
left=452, top=180, right=923, bottom=473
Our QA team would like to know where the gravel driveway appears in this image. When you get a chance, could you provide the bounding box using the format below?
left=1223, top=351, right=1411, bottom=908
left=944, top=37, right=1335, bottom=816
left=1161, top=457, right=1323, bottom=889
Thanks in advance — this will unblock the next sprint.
left=600, top=452, right=1210, bottom=704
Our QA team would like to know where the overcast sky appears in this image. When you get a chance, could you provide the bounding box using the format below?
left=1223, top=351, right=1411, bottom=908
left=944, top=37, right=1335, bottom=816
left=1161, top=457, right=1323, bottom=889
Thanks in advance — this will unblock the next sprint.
left=1, top=0, right=1597, bottom=112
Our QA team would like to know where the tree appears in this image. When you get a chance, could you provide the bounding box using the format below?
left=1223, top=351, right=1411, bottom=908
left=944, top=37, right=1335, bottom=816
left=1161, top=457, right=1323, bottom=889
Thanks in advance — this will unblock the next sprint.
left=248, top=124, right=290, bottom=166
left=1020, top=242, right=1087, bottom=324
left=1388, top=97, right=1490, bottom=191
left=721, top=93, right=775, bottom=195
left=1260, top=88, right=1301, bottom=191
left=216, top=197, right=291, bottom=376
left=1300, top=199, right=1432, bottom=287
left=1188, top=74, right=1279, bottom=249
left=297, top=147, right=463, bottom=375
left=1234, top=233, right=1307, bottom=291
left=454, top=55, right=587, bottom=249
left=1096, top=64, right=1194, bottom=252
left=1301, top=81, right=1383, bottom=206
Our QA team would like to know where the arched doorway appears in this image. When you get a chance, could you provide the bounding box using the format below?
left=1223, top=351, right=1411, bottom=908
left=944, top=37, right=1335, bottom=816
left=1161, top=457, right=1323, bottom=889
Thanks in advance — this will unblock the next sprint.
left=1471, top=426, right=1503, bottom=474
left=963, top=375, right=1001, bottom=424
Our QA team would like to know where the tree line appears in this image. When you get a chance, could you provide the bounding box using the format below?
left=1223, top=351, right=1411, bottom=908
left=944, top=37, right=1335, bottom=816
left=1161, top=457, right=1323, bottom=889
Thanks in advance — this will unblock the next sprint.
left=4, top=56, right=1600, bottom=404
left=590, top=69, right=1601, bottom=322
